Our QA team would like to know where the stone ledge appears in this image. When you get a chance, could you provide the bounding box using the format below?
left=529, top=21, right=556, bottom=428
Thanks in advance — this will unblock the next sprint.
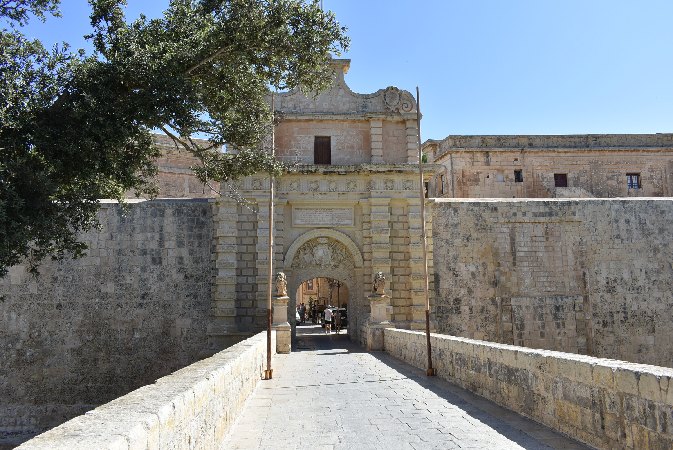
left=384, top=329, right=673, bottom=450
left=17, top=331, right=275, bottom=450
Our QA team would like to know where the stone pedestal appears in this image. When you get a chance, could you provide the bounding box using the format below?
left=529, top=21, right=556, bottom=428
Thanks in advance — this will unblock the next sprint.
left=364, top=294, right=393, bottom=351
left=272, top=296, right=291, bottom=354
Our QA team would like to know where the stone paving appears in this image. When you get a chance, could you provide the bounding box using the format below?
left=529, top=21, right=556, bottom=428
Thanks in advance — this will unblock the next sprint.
left=221, top=325, right=591, bottom=450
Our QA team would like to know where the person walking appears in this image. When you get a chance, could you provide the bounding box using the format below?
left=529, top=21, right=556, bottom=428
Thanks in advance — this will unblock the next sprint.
left=299, top=303, right=306, bottom=324
left=333, top=309, right=342, bottom=334
left=324, top=307, right=332, bottom=334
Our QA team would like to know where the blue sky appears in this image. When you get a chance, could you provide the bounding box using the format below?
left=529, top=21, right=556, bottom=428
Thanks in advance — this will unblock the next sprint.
left=17, top=0, right=673, bottom=140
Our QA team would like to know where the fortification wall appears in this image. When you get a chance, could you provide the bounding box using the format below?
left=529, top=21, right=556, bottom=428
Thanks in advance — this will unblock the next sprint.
left=0, top=199, right=215, bottom=446
left=432, top=198, right=673, bottom=368
left=385, top=329, right=673, bottom=449
left=17, top=331, right=272, bottom=450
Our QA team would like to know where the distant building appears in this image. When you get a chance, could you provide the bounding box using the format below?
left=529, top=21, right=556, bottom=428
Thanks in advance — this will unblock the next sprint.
left=423, top=134, right=673, bottom=198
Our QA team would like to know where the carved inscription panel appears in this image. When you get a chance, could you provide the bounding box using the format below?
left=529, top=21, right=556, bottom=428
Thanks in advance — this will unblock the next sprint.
left=293, top=207, right=354, bottom=227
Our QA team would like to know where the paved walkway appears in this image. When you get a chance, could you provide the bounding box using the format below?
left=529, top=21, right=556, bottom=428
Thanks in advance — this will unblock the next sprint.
left=222, top=325, right=591, bottom=450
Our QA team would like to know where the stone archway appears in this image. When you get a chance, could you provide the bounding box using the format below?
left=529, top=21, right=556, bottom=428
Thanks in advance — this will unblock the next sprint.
left=284, top=230, right=364, bottom=341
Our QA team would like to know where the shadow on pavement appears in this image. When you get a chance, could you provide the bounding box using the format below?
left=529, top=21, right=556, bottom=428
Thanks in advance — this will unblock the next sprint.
left=291, top=323, right=588, bottom=450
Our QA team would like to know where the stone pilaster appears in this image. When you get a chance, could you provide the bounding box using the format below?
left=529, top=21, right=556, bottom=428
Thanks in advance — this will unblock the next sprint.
left=254, top=185, right=271, bottom=331
left=209, top=198, right=244, bottom=350
left=369, top=198, right=391, bottom=294
left=405, top=119, right=419, bottom=163
left=407, top=198, right=432, bottom=330
left=370, top=119, right=384, bottom=163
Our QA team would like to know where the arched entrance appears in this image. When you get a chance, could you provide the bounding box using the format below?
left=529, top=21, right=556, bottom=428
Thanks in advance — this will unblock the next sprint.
left=283, top=229, right=364, bottom=342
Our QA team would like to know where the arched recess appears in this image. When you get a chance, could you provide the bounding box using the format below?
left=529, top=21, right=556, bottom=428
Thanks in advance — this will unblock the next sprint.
left=283, top=229, right=365, bottom=341
left=284, top=229, right=364, bottom=270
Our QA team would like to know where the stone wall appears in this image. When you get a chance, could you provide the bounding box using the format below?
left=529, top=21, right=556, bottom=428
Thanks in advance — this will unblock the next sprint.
left=0, top=199, right=215, bottom=446
left=432, top=198, right=673, bottom=367
left=17, top=331, right=273, bottom=449
left=275, top=120, right=373, bottom=165
left=384, top=329, right=673, bottom=449
left=151, top=134, right=220, bottom=198
left=425, top=134, right=673, bottom=198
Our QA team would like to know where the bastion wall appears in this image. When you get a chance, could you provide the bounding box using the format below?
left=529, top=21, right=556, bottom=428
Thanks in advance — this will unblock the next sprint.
left=432, top=198, right=673, bottom=367
left=0, top=199, right=215, bottom=445
left=3, top=196, right=673, bottom=445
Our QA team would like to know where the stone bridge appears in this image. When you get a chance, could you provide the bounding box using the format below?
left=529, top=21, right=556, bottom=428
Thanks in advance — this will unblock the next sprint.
left=16, top=325, right=673, bottom=450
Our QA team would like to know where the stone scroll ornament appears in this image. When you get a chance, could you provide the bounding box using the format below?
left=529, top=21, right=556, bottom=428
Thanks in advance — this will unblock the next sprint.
left=373, top=272, right=386, bottom=295
left=275, top=272, right=288, bottom=297
left=383, top=87, right=415, bottom=113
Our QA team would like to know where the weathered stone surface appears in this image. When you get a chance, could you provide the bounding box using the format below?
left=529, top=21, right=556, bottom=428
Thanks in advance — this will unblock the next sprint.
left=384, top=328, right=673, bottom=449
left=0, top=200, right=215, bottom=443
left=16, top=331, right=273, bottom=449
left=432, top=198, right=673, bottom=368
left=425, top=133, right=673, bottom=198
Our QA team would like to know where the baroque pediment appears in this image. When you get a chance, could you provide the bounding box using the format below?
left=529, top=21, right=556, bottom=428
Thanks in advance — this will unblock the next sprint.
left=275, top=58, right=417, bottom=117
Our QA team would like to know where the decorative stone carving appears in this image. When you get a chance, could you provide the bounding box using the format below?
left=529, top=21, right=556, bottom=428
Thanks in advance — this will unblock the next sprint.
left=367, top=180, right=376, bottom=191
left=384, top=179, right=395, bottom=190
left=289, top=180, right=299, bottom=191
left=291, top=238, right=354, bottom=270
left=383, top=87, right=415, bottom=113
left=328, top=181, right=338, bottom=192
left=373, top=272, right=386, bottom=295
left=403, top=180, right=413, bottom=190
left=275, top=272, right=287, bottom=297
left=346, top=180, right=357, bottom=191
left=309, top=181, right=320, bottom=191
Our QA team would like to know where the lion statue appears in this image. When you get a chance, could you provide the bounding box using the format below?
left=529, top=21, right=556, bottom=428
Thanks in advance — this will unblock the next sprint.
left=373, top=271, right=386, bottom=295
left=275, top=272, right=287, bottom=297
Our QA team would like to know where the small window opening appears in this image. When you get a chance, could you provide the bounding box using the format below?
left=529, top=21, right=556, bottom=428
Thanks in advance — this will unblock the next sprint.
left=514, top=170, right=523, bottom=183
left=424, top=181, right=429, bottom=198
left=554, top=173, right=568, bottom=188
left=314, top=136, right=331, bottom=165
left=627, top=173, right=641, bottom=189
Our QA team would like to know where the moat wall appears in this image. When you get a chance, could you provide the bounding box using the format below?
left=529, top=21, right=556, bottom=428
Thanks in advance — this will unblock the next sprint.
left=432, top=198, right=673, bottom=368
left=0, top=199, right=215, bottom=445
left=3, top=196, right=673, bottom=445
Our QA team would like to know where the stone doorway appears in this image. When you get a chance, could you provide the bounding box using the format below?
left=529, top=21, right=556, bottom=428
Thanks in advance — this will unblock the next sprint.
left=294, top=277, right=350, bottom=330
left=284, top=230, right=364, bottom=343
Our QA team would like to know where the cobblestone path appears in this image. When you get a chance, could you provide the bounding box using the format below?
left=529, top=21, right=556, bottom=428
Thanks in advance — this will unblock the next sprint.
left=222, top=325, right=591, bottom=450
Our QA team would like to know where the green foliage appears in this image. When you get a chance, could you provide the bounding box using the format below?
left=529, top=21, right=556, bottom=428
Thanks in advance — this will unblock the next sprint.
left=0, top=0, right=349, bottom=275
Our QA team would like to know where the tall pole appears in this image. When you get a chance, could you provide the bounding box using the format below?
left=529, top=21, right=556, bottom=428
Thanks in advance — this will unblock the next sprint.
left=417, top=87, right=435, bottom=377
left=264, top=94, right=275, bottom=380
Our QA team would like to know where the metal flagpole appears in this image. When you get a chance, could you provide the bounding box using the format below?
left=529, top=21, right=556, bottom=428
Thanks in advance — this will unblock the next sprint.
left=416, top=87, right=436, bottom=377
left=264, top=93, right=276, bottom=380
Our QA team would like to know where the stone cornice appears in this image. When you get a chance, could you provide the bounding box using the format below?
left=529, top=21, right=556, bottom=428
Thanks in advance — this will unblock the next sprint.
left=282, top=163, right=443, bottom=176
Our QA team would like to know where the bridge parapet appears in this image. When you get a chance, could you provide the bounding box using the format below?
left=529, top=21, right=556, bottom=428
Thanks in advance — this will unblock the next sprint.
left=17, top=331, right=275, bottom=449
left=384, top=328, right=673, bottom=449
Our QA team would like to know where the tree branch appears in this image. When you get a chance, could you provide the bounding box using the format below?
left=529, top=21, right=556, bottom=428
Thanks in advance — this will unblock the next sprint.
left=185, top=45, right=232, bottom=75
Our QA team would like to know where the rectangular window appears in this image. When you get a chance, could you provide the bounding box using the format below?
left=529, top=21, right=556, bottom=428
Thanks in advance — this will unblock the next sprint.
left=514, top=170, right=523, bottom=183
left=627, top=173, right=641, bottom=189
left=314, top=136, right=331, bottom=165
left=554, top=173, right=568, bottom=188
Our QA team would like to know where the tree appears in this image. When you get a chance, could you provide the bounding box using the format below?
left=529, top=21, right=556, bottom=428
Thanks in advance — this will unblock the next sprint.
left=0, top=0, right=349, bottom=275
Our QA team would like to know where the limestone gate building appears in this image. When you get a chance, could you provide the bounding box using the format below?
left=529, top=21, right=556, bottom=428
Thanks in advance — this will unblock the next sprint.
left=5, top=58, right=673, bottom=445
left=210, top=58, right=438, bottom=346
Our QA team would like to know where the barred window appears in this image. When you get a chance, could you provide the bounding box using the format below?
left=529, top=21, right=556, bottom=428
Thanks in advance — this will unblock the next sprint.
left=627, top=173, right=641, bottom=189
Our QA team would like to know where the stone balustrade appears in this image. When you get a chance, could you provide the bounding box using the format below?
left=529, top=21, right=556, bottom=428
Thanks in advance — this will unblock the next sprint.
left=17, top=331, right=275, bottom=449
left=384, top=328, right=673, bottom=449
